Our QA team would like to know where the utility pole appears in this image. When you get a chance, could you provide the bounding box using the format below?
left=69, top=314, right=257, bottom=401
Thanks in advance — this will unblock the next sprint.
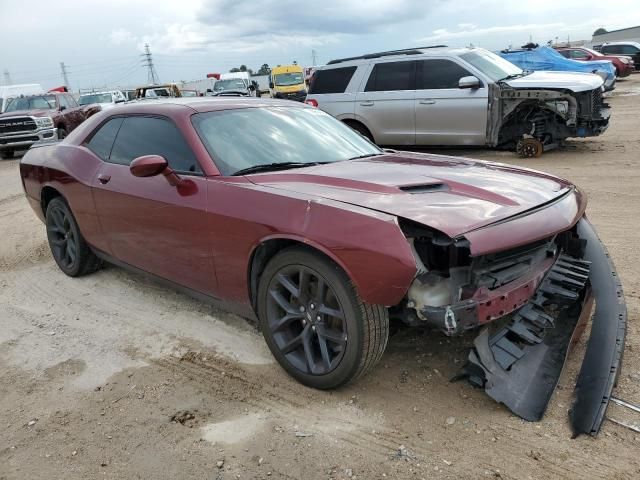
left=3, top=69, right=12, bottom=85
left=311, top=49, right=318, bottom=66
left=142, top=43, right=160, bottom=85
left=60, top=62, right=70, bottom=89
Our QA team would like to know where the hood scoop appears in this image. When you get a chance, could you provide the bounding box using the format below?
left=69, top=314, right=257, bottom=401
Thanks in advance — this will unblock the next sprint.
left=399, top=183, right=448, bottom=194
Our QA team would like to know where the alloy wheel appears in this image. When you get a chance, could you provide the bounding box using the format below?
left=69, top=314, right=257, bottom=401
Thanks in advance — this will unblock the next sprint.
left=47, top=204, right=77, bottom=269
left=266, top=265, right=347, bottom=375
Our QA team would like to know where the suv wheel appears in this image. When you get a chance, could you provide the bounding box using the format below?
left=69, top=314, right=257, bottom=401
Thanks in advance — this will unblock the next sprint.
left=344, top=121, right=375, bottom=144
left=258, top=247, right=388, bottom=389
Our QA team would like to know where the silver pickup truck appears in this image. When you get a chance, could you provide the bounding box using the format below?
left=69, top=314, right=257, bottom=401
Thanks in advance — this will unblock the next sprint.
left=305, top=47, right=610, bottom=157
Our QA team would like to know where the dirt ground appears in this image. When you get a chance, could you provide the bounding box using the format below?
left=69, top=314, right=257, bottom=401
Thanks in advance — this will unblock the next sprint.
left=2, top=77, right=640, bottom=480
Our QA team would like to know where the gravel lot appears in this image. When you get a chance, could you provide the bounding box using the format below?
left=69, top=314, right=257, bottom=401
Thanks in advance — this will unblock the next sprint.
left=1, top=77, right=639, bottom=480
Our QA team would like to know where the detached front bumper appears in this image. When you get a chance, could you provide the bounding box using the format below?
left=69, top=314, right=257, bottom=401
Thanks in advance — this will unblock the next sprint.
left=0, top=127, right=57, bottom=150
left=462, top=218, right=626, bottom=436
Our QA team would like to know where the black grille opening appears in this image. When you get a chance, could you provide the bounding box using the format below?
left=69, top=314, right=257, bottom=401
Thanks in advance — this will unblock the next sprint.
left=0, top=117, right=37, bottom=134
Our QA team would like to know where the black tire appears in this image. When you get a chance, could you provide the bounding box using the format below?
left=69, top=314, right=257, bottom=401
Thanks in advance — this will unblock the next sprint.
left=57, top=127, right=67, bottom=140
left=0, top=149, right=15, bottom=159
left=257, top=247, right=388, bottom=389
left=45, top=197, right=101, bottom=277
left=344, top=121, right=375, bottom=144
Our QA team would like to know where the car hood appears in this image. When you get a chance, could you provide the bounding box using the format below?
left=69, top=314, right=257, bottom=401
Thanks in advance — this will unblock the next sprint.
left=247, top=152, right=573, bottom=239
left=0, top=109, right=55, bottom=118
left=505, top=70, right=604, bottom=92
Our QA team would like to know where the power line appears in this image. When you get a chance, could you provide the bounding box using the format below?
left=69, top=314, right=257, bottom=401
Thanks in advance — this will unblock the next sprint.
left=141, top=44, right=160, bottom=85
left=60, top=62, right=70, bottom=89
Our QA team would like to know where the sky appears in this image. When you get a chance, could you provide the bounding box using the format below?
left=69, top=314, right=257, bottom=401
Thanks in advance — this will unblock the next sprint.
left=1, top=0, right=639, bottom=91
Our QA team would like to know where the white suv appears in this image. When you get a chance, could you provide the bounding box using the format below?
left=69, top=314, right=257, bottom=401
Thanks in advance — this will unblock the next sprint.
left=305, top=47, right=611, bottom=157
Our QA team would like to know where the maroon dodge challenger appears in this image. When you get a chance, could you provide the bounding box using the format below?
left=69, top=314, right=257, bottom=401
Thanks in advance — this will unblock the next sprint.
left=19, top=98, right=626, bottom=436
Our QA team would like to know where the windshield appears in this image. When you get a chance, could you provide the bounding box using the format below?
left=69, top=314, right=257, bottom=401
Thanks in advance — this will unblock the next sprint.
left=5, top=95, right=57, bottom=111
left=459, top=50, right=523, bottom=82
left=274, top=72, right=304, bottom=86
left=192, top=107, right=381, bottom=176
left=214, top=79, right=247, bottom=92
left=583, top=47, right=602, bottom=57
left=79, top=93, right=113, bottom=105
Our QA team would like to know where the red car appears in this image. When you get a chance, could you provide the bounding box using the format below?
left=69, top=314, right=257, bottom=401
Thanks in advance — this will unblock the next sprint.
left=19, top=98, right=625, bottom=437
left=555, top=46, right=634, bottom=77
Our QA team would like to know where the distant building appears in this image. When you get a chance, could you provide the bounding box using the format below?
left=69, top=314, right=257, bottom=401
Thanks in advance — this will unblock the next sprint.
left=589, top=25, right=640, bottom=47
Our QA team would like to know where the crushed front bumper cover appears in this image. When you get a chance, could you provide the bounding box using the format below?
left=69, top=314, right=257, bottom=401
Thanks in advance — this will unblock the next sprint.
left=461, top=218, right=626, bottom=436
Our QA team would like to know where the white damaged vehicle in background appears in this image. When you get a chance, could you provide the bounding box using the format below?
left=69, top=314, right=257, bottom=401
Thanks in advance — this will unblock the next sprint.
left=306, top=47, right=610, bottom=157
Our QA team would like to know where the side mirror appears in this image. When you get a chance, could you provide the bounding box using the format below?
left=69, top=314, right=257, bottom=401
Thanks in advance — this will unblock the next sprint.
left=130, top=155, right=185, bottom=187
left=59, top=105, right=66, bottom=111
left=269, top=82, right=274, bottom=89
left=458, top=76, right=481, bottom=89
left=248, top=84, right=256, bottom=91
left=130, top=155, right=168, bottom=177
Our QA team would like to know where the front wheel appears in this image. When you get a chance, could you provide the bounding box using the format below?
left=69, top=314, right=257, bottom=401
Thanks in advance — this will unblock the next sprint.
left=45, top=197, right=101, bottom=277
left=257, top=247, right=389, bottom=389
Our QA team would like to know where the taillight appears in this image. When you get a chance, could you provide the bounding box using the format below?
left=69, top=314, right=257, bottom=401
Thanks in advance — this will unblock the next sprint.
left=305, top=99, right=318, bottom=107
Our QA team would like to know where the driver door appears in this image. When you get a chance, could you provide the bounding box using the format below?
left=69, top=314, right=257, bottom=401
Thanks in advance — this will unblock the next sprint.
left=90, top=115, right=217, bottom=295
left=414, top=59, right=488, bottom=145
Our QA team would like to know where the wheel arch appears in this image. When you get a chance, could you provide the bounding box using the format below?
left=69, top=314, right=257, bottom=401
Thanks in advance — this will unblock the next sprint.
left=247, top=235, right=357, bottom=312
left=40, top=185, right=64, bottom=216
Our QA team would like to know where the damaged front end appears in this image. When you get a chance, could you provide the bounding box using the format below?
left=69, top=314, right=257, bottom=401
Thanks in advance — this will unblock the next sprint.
left=399, top=217, right=626, bottom=436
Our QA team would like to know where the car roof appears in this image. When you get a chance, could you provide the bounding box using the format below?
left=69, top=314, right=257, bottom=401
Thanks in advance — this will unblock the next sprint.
left=104, top=97, right=308, bottom=114
left=79, top=91, right=120, bottom=95
left=323, top=46, right=483, bottom=67
left=603, top=41, right=640, bottom=46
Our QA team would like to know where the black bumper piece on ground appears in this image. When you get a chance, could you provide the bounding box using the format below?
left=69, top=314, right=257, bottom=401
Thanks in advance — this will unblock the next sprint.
left=462, top=219, right=626, bottom=436
left=569, top=219, right=627, bottom=437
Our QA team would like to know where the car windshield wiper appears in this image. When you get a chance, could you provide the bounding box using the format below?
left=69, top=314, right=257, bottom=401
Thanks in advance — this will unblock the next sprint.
left=232, top=162, right=328, bottom=176
left=347, top=153, right=384, bottom=161
left=499, top=70, right=532, bottom=81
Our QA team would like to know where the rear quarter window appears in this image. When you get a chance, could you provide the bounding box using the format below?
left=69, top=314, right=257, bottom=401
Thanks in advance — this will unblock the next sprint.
left=308, top=66, right=357, bottom=94
left=85, top=117, right=124, bottom=160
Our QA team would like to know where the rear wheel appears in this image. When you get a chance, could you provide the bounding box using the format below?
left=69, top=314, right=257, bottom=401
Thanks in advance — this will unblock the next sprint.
left=45, top=197, right=101, bottom=277
left=257, top=247, right=388, bottom=389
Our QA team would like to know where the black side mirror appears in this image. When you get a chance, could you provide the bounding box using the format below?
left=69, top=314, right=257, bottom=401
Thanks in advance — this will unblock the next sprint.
left=269, top=82, right=274, bottom=89
left=59, top=105, right=66, bottom=111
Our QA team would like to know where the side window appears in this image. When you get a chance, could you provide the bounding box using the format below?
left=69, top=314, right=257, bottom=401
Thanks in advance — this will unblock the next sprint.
left=109, top=116, right=202, bottom=174
left=603, top=45, right=620, bottom=54
left=57, top=95, right=68, bottom=109
left=621, top=45, right=639, bottom=55
left=86, top=117, right=124, bottom=160
left=66, top=95, right=78, bottom=107
left=557, top=50, right=571, bottom=58
left=570, top=50, right=588, bottom=59
left=417, top=59, right=473, bottom=90
left=364, top=61, right=415, bottom=92
left=308, top=66, right=357, bottom=94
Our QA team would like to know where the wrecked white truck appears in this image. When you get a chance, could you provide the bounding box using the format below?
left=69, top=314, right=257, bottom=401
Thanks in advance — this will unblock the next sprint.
left=306, top=47, right=611, bottom=157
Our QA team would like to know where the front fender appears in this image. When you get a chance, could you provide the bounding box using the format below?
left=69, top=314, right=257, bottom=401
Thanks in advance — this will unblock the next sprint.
left=251, top=202, right=418, bottom=306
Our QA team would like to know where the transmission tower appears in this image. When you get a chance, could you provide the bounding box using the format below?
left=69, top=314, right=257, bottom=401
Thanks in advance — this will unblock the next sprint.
left=311, top=49, right=318, bottom=66
left=142, top=44, right=160, bottom=85
left=60, top=62, right=70, bottom=89
left=3, top=70, right=12, bottom=85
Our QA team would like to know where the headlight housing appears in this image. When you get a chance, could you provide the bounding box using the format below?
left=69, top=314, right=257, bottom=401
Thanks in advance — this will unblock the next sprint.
left=34, top=116, right=54, bottom=129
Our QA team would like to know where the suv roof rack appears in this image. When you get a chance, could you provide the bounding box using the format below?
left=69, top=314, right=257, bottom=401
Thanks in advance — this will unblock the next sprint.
left=327, top=45, right=448, bottom=65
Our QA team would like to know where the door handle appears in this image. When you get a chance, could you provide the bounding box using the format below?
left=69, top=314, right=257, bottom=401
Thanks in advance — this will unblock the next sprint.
left=97, top=174, right=111, bottom=184
left=359, top=101, right=374, bottom=106
left=419, top=99, right=436, bottom=105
